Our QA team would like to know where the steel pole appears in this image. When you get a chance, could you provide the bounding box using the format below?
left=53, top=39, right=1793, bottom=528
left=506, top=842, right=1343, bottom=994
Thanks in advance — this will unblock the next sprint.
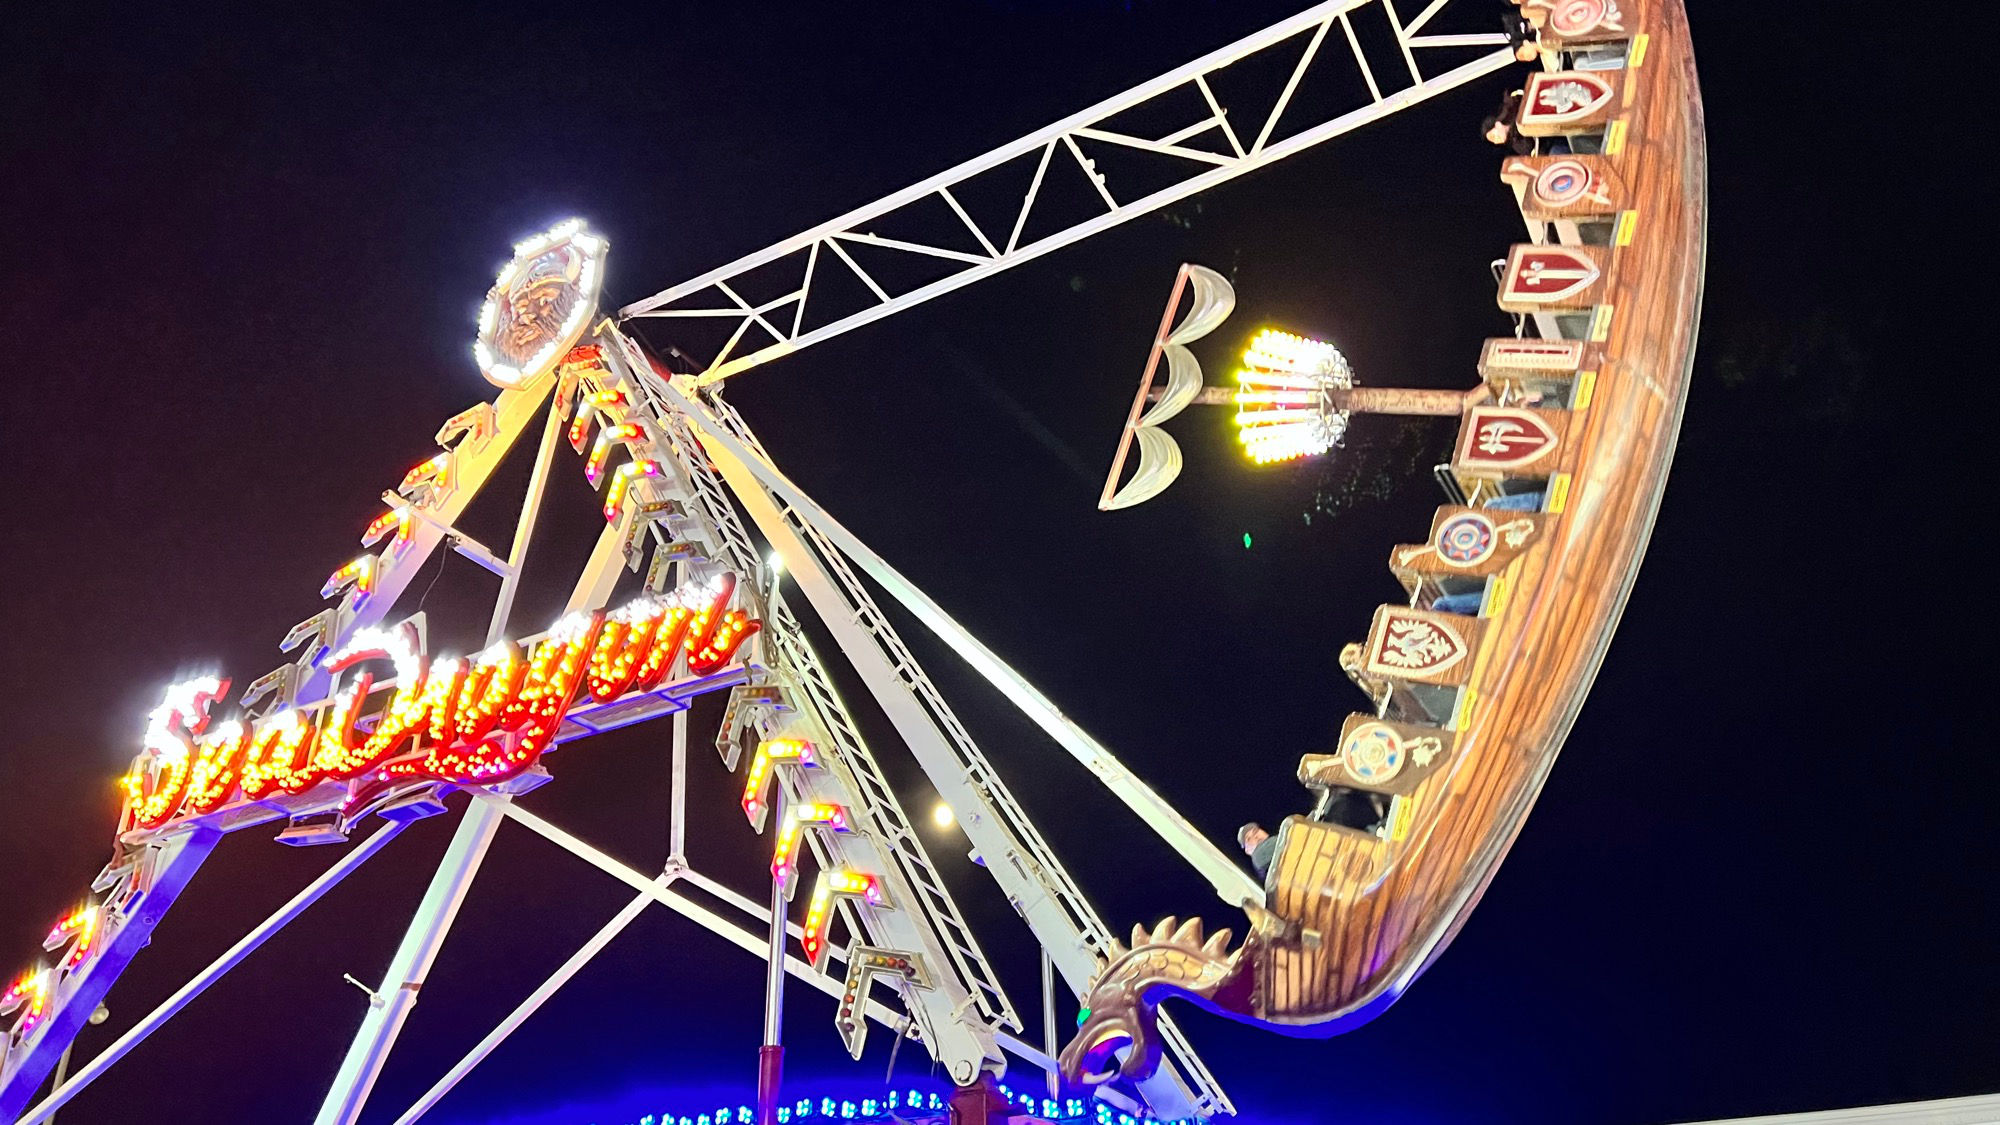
left=387, top=886, right=658, bottom=1125
left=756, top=788, right=788, bottom=1125
left=315, top=393, right=567, bottom=1125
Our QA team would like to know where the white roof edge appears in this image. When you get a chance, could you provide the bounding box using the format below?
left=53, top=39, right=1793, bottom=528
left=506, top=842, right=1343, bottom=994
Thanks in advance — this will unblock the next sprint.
left=1678, top=1094, right=2000, bottom=1125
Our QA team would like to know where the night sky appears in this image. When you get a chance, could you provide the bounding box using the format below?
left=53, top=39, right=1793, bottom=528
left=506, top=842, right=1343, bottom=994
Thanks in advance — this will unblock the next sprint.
left=2, top=3, right=1988, bottom=1124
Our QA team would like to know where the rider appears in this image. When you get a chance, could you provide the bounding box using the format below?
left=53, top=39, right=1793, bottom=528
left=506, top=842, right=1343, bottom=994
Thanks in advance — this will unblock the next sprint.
left=1239, top=787, right=1390, bottom=881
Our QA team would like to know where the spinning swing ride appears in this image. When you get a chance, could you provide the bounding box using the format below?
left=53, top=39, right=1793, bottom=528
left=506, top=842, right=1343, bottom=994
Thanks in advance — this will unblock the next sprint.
left=0, top=0, right=1704, bottom=1121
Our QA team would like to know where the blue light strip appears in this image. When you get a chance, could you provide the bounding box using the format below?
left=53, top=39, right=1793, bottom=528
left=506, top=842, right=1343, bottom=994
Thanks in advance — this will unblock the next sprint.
left=606, top=1082, right=1197, bottom=1125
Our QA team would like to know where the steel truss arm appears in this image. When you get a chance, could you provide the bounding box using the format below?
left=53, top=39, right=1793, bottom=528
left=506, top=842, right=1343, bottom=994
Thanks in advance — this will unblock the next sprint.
left=632, top=356, right=1240, bottom=1115
left=590, top=338, right=1024, bottom=1086
left=621, top=0, right=1510, bottom=384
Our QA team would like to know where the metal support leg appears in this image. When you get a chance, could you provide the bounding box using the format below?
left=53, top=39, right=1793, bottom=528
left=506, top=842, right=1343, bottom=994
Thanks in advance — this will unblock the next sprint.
left=313, top=804, right=502, bottom=1125
left=757, top=793, right=788, bottom=1125
left=18, top=823, right=403, bottom=1125
left=0, top=829, right=220, bottom=1122
left=388, top=884, right=659, bottom=1125
left=946, top=1074, right=1011, bottom=1125
left=1040, top=952, right=1058, bottom=1099
left=668, top=708, right=688, bottom=871
left=316, top=386, right=568, bottom=1125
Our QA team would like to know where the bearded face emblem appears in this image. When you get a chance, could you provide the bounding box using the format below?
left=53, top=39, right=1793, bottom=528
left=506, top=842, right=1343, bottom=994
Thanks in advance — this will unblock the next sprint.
left=474, top=219, right=608, bottom=390
left=497, top=249, right=584, bottom=366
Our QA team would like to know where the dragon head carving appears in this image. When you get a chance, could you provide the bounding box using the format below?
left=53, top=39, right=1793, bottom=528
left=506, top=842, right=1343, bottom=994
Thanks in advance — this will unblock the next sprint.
left=1059, top=916, right=1241, bottom=1086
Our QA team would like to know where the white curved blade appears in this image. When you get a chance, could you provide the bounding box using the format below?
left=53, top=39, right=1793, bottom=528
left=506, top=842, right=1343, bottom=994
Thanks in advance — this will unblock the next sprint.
left=1103, top=428, right=1185, bottom=510
left=1138, top=345, right=1203, bottom=427
left=1166, top=265, right=1236, bottom=345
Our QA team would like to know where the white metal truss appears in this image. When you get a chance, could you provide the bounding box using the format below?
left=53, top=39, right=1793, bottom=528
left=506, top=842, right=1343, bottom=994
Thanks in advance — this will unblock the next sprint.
left=593, top=338, right=1025, bottom=1081
left=604, top=329, right=1231, bottom=1116
left=694, top=391, right=1235, bottom=1119
left=621, top=0, right=1510, bottom=384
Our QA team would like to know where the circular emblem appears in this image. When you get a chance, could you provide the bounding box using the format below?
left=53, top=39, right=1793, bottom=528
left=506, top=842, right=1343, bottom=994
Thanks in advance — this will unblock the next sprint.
left=1342, top=723, right=1406, bottom=785
left=1435, top=512, right=1497, bottom=567
left=474, top=219, right=609, bottom=389
left=1533, top=159, right=1592, bottom=208
left=1549, top=0, right=1610, bottom=36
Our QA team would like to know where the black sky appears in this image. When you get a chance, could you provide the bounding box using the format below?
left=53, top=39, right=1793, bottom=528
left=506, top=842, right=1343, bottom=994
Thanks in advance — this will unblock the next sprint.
left=1, top=2, right=1989, bottom=1124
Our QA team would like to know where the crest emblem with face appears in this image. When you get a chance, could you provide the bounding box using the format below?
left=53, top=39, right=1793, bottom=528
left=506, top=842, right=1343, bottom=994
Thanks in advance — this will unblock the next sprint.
left=474, top=219, right=609, bottom=389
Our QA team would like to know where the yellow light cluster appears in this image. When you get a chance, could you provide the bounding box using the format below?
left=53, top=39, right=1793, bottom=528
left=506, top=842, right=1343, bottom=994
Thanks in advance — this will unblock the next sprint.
left=603, top=459, right=662, bottom=522
left=1233, top=328, right=1352, bottom=466
left=801, top=869, right=884, bottom=969
left=1, top=967, right=50, bottom=1036
left=45, top=906, right=98, bottom=971
left=361, top=506, right=413, bottom=550
left=741, top=737, right=818, bottom=828
left=772, top=802, right=850, bottom=891
left=399, top=453, right=453, bottom=501
left=320, top=555, right=379, bottom=604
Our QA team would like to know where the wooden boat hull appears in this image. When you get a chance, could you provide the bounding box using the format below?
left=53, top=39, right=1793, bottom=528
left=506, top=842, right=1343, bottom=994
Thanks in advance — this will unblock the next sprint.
left=1064, top=0, right=1707, bottom=1081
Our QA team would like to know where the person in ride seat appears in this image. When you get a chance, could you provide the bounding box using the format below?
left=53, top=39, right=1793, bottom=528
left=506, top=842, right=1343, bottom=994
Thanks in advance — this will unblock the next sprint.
left=1504, top=12, right=1540, bottom=62
left=1238, top=788, right=1391, bottom=881
left=1238, top=822, right=1278, bottom=881
left=1482, top=89, right=1532, bottom=153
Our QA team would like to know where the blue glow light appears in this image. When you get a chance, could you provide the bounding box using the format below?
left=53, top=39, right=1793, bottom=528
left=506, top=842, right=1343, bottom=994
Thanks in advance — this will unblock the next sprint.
left=582, top=1080, right=1218, bottom=1125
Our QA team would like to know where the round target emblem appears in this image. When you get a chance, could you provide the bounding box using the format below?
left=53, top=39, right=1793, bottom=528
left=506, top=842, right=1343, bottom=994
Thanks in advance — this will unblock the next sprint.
left=1549, top=0, right=1614, bottom=36
left=1534, top=159, right=1593, bottom=209
left=1342, top=723, right=1406, bottom=785
left=1435, top=512, right=1497, bottom=567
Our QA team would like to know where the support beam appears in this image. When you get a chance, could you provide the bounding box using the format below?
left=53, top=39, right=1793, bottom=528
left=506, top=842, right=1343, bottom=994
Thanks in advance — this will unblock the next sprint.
left=1330, top=386, right=1472, bottom=415
left=318, top=382, right=574, bottom=1125
left=481, top=796, right=1144, bottom=1113
left=656, top=380, right=1263, bottom=908
left=0, top=829, right=220, bottom=1122
left=16, top=823, right=405, bottom=1125
left=387, top=885, right=657, bottom=1125
left=619, top=0, right=1512, bottom=387
left=1153, top=384, right=1474, bottom=414
left=312, top=803, right=502, bottom=1125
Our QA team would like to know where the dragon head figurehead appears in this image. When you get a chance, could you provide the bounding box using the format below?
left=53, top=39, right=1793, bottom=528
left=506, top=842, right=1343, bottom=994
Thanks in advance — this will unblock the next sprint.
left=1059, top=916, right=1245, bottom=1086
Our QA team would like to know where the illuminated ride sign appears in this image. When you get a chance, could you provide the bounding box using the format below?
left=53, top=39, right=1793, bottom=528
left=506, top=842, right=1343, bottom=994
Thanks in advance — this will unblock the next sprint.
left=119, top=575, right=761, bottom=835
left=1, top=219, right=772, bottom=1097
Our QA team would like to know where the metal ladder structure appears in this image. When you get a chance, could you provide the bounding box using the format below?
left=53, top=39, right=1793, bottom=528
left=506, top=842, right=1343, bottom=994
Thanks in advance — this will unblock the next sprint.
left=698, top=393, right=1232, bottom=1116
left=601, top=335, right=1023, bottom=1080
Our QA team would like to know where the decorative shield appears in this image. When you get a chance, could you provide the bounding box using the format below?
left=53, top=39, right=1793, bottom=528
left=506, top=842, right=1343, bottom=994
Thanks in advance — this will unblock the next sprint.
left=1341, top=723, right=1408, bottom=785
left=1500, top=246, right=1604, bottom=305
left=1363, top=608, right=1475, bottom=681
left=1518, top=71, right=1618, bottom=133
left=1546, top=0, right=1626, bottom=38
left=474, top=219, right=609, bottom=389
left=1458, top=407, right=1563, bottom=472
